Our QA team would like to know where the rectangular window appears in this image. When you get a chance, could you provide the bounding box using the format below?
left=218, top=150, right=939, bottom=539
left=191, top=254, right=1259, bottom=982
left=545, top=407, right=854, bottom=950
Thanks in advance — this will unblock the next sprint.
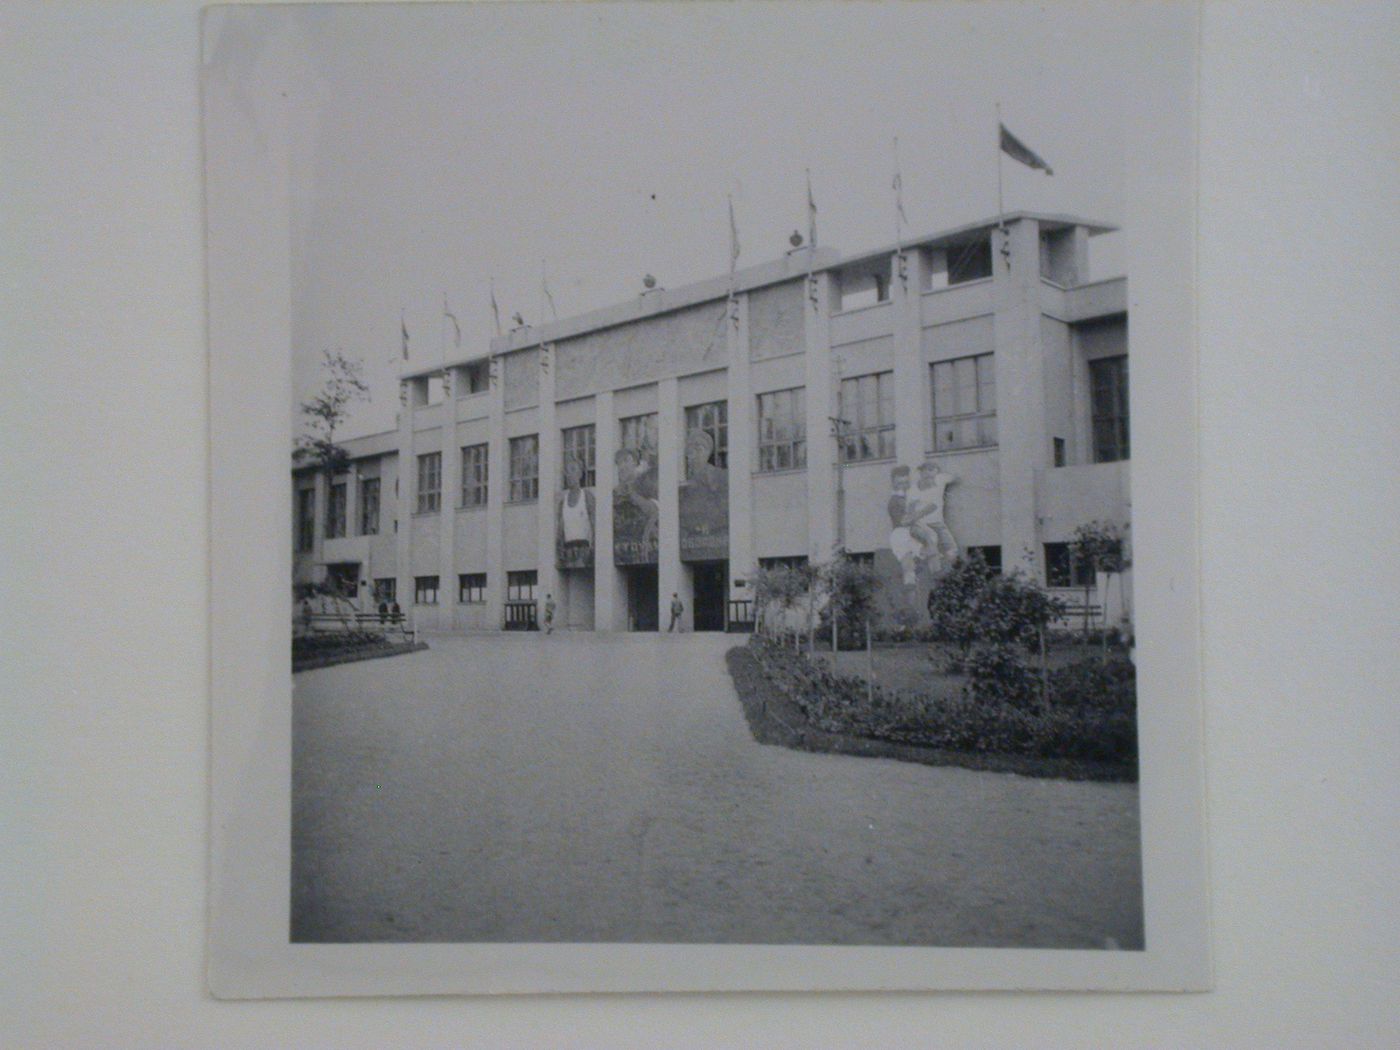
left=414, top=575, right=440, bottom=605
left=1044, top=543, right=1094, bottom=589
left=838, top=371, right=896, bottom=462
left=460, top=360, right=489, bottom=394
left=947, top=237, right=993, bottom=284
left=358, top=477, right=380, bottom=535
left=373, top=578, right=396, bottom=605
left=932, top=353, right=997, bottom=451
left=460, top=444, right=489, bottom=508
left=684, top=401, right=728, bottom=476
left=1053, top=437, right=1067, bottom=468
left=295, top=487, right=315, bottom=552
left=458, top=573, right=486, bottom=604
left=756, top=387, right=807, bottom=472
left=758, top=555, right=809, bottom=572
left=619, top=413, right=658, bottom=458
left=966, top=545, right=1003, bottom=574
left=560, top=424, right=597, bottom=488
left=416, top=452, right=442, bottom=513
left=324, top=482, right=346, bottom=538
left=508, top=435, right=539, bottom=502
left=1090, top=355, right=1130, bottom=463
left=506, top=570, right=538, bottom=602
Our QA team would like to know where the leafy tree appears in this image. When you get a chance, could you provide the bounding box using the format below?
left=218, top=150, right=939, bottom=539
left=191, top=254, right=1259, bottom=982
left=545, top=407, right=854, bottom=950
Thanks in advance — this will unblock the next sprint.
left=751, top=564, right=804, bottom=647
left=925, top=553, right=998, bottom=666
left=1069, top=520, right=1131, bottom=656
left=294, top=349, right=370, bottom=478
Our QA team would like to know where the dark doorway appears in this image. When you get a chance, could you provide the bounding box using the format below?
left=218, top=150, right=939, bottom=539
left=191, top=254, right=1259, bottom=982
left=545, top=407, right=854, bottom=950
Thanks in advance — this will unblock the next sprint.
left=691, top=561, right=727, bottom=632
left=625, top=566, right=659, bottom=631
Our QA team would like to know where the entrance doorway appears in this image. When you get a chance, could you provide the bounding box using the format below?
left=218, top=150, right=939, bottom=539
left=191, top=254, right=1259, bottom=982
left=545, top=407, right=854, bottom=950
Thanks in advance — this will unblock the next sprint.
left=690, top=561, right=727, bottom=631
left=625, top=565, right=659, bottom=631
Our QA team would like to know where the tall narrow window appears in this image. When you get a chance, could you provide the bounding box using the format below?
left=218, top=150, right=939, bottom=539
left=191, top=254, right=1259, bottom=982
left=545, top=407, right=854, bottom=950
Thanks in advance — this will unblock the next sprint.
left=838, top=371, right=896, bottom=462
left=460, top=444, right=489, bottom=508
left=684, top=401, right=728, bottom=476
left=358, top=477, right=380, bottom=535
left=295, top=487, right=315, bottom=552
left=1090, top=355, right=1130, bottom=463
left=756, top=387, right=807, bottom=472
left=931, top=353, right=997, bottom=451
left=508, top=435, right=539, bottom=502
left=416, top=452, right=441, bottom=513
left=560, top=424, right=597, bottom=488
left=325, top=482, right=347, bottom=538
left=619, top=413, right=658, bottom=459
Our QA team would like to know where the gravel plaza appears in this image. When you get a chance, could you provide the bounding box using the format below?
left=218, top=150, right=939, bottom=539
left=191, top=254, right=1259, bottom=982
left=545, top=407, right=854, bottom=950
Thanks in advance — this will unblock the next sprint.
left=292, top=632, right=1143, bottom=948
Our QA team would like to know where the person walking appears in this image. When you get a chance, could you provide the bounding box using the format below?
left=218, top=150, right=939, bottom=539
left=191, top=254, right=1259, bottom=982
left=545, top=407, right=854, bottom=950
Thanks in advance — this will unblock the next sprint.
left=543, top=593, right=556, bottom=635
left=668, top=592, right=684, bottom=632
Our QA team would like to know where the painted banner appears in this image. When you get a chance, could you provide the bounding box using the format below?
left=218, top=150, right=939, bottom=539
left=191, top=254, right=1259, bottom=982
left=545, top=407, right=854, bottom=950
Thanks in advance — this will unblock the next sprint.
left=613, top=446, right=659, bottom=565
left=556, top=456, right=595, bottom=569
left=874, top=459, right=960, bottom=627
left=679, top=428, right=729, bottom=562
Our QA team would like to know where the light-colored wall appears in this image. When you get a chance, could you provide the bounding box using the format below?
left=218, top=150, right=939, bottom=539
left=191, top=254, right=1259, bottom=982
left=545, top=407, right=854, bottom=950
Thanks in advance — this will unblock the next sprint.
left=1038, top=460, right=1132, bottom=543
left=553, top=299, right=729, bottom=400
left=409, top=514, right=439, bottom=577
left=751, top=470, right=808, bottom=561
left=747, top=280, right=804, bottom=361
left=502, top=347, right=539, bottom=410
left=1041, top=316, right=1076, bottom=464
left=502, top=503, right=538, bottom=568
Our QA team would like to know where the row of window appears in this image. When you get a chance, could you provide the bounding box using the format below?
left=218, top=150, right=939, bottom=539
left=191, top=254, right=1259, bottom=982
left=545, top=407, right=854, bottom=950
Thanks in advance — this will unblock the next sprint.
left=301, top=355, right=1127, bottom=543
left=410, top=571, right=538, bottom=606
left=377, top=546, right=1091, bottom=605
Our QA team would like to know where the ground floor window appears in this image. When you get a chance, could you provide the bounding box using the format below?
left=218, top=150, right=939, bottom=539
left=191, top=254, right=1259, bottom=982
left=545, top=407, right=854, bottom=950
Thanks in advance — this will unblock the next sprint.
left=414, top=575, right=440, bottom=605
left=758, top=555, right=809, bottom=572
left=506, top=570, right=537, bottom=602
left=458, top=573, right=486, bottom=603
left=966, top=545, right=1002, bottom=573
left=1044, top=543, right=1094, bottom=588
left=373, top=578, right=396, bottom=604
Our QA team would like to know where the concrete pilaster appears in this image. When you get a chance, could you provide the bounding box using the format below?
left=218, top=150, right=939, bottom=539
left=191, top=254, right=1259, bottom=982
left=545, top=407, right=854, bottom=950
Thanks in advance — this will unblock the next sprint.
left=892, top=248, right=929, bottom=464
left=804, top=271, right=836, bottom=561
left=437, top=370, right=459, bottom=628
left=656, top=376, right=690, bottom=629
left=726, top=294, right=754, bottom=595
left=484, top=361, right=507, bottom=629
left=992, top=217, right=1048, bottom=576
left=536, top=344, right=560, bottom=621
left=593, top=390, right=623, bottom=630
left=394, top=380, right=414, bottom=613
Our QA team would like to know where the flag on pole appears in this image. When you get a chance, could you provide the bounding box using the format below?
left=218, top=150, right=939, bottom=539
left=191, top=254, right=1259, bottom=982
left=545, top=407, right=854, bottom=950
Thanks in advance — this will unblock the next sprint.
left=728, top=195, right=741, bottom=274
left=541, top=261, right=558, bottom=321
left=443, top=296, right=461, bottom=349
left=892, top=137, right=910, bottom=239
left=999, top=124, right=1054, bottom=175
left=806, top=169, right=818, bottom=250
left=489, top=279, right=502, bottom=336
left=401, top=310, right=410, bottom=360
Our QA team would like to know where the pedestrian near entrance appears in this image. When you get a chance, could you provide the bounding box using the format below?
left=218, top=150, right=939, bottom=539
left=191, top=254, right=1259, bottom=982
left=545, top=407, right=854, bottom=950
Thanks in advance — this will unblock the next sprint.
left=668, top=593, right=684, bottom=632
left=543, top=594, right=556, bottom=634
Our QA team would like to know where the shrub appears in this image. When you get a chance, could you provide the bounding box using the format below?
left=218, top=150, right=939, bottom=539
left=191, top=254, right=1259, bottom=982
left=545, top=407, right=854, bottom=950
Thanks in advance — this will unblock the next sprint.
left=924, top=555, right=996, bottom=660
left=1049, top=656, right=1137, bottom=714
left=963, top=644, right=1040, bottom=710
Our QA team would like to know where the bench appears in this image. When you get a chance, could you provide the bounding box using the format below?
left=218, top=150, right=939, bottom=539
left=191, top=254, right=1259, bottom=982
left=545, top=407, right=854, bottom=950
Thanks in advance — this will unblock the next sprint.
left=302, top=611, right=417, bottom=643
left=1052, top=601, right=1103, bottom=632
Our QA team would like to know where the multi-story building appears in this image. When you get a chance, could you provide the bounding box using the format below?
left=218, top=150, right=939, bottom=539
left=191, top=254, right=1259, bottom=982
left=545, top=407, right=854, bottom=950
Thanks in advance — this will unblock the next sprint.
left=293, top=211, right=1132, bottom=633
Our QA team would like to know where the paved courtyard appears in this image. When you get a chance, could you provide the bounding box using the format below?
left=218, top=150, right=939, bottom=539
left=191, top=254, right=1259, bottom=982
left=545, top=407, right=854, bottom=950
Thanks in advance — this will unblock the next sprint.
left=292, top=632, right=1143, bottom=948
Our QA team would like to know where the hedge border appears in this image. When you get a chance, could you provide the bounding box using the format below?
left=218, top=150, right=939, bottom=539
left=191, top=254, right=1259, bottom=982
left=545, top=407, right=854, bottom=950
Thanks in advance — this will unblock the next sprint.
left=292, top=640, right=429, bottom=674
left=726, top=646, right=1136, bottom=783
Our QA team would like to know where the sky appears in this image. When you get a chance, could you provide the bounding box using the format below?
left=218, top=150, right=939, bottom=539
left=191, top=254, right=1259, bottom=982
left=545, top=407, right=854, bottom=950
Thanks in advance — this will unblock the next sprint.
left=215, top=2, right=1166, bottom=441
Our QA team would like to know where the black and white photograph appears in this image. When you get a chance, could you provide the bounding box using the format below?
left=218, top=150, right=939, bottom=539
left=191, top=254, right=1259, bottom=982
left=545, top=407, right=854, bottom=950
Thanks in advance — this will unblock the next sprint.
left=204, top=0, right=1208, bottom=996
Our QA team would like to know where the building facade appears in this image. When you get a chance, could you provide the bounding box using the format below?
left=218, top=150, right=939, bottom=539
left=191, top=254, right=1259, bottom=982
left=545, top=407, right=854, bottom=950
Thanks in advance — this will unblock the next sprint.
left=293, top=212, right=1132, bottom=633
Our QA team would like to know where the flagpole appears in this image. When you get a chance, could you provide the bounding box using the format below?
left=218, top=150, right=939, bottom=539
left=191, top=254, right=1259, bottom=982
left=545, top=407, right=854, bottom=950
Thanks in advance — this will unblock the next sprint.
left=996, top=101, right=1005, bottom=223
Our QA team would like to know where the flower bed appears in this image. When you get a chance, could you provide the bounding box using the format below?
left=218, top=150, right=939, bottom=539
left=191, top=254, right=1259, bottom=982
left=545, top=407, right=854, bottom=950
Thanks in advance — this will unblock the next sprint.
left=733, top=636, right=1136, bottom=781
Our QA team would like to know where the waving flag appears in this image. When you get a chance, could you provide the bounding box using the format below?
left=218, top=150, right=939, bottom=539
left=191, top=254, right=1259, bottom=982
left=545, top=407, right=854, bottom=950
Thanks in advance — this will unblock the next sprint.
left=1000, top=124, right=1054, bottom=175
left=401, top=310, right=410, bottom=360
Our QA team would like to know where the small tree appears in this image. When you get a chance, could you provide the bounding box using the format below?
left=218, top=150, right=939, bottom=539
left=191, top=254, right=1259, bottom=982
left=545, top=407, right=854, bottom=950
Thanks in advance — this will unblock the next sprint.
left=823, top=554, right=883, bottom=696
left=1069, top=520, right=1130, bottom=657
left=752, top=564, right=803, bottom=648
left=294, top=349, right=370, bottom=479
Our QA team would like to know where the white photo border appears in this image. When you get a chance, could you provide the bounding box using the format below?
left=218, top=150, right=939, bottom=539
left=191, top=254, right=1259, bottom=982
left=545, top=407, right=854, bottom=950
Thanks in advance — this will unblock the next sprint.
left=206, top=2, right=1209, bottom=998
